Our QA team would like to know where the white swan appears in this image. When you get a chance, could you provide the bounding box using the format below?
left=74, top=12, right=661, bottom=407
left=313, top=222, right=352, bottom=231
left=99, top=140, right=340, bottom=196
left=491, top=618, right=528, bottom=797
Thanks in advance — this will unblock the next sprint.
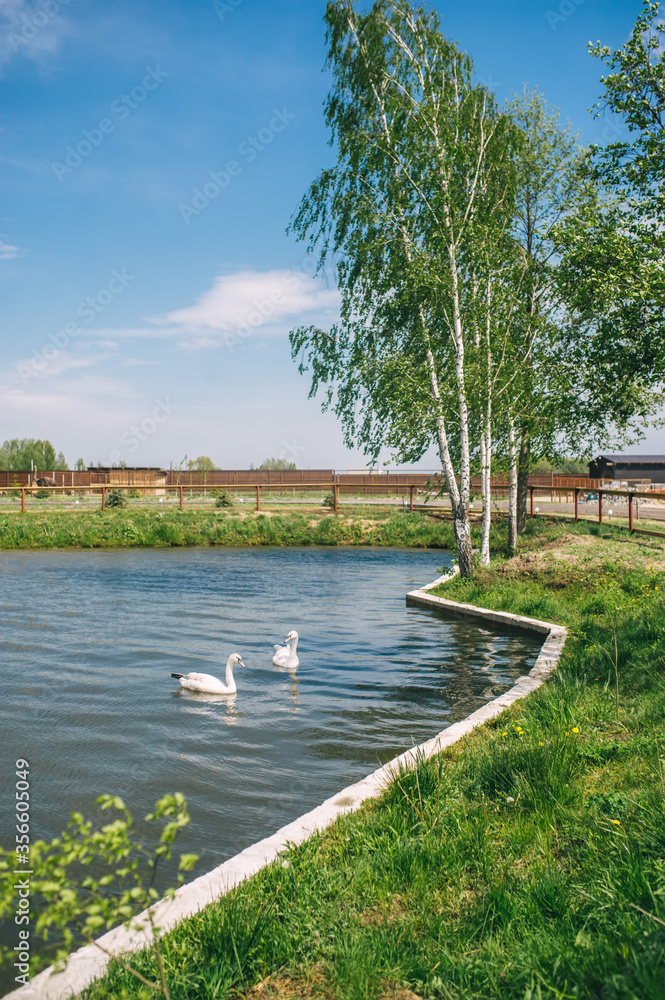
left=171, top=654, right=244, bottom=695
left=272, top=630, right=299, bottom=669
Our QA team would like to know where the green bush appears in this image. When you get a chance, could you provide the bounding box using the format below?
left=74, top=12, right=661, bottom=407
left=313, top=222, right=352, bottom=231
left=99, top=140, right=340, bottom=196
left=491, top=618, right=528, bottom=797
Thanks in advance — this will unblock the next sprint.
left=105, top=489, right=128, bottom=509
left=212, top=488, right=235, bottom=508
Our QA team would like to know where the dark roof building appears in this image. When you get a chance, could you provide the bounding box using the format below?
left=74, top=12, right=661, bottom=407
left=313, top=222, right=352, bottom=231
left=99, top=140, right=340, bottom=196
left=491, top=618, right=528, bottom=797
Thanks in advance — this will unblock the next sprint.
left=589, top=454, right=665, bottom=483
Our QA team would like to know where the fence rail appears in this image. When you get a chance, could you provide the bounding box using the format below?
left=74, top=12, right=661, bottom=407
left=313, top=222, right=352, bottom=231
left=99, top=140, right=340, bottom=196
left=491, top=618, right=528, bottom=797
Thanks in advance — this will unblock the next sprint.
left=0, top=468, right=621, bottom=491
left=3, top=480, right=665, bottom=536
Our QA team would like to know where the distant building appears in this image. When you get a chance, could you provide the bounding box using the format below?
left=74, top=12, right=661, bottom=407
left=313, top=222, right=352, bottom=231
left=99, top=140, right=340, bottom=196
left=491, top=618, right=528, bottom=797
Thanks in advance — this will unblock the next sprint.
left=589, top=455, right=665, bottom=484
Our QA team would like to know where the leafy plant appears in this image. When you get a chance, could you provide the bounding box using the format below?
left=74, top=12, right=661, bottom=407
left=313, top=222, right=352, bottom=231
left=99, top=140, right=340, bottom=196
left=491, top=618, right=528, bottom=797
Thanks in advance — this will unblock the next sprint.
left=211, top=488, right=235, bottom=508
left=322, top=493, right=335, bottom=509
left=0, top=793, right=197, bottom=998
left=105, top=490, right=128, bottom=509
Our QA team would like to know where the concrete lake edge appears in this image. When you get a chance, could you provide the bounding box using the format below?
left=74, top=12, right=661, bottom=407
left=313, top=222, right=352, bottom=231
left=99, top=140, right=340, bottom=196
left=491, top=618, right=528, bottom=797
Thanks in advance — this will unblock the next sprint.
left=5, top=570, right=568, bottom=1000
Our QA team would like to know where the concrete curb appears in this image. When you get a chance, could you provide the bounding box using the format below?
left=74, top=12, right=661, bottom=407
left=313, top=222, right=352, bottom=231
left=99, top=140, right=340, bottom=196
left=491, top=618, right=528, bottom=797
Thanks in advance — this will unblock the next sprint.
left=6, top=578, right=567, bottom=1000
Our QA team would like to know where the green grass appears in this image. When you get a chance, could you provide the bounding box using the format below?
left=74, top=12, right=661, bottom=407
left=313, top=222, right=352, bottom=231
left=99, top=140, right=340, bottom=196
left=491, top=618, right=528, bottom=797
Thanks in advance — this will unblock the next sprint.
left=0, top=508, right=466, bottom=550
left=59, top=521, right=665, bottom=997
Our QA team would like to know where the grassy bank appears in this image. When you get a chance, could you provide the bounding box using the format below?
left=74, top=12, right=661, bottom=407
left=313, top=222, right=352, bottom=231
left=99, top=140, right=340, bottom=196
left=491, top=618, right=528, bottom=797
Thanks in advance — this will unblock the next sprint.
left=0, top=507, right=471, bottom=550
left=38, top=521, right=665, bottom=997
left=2, top=504, right=664, bottom=553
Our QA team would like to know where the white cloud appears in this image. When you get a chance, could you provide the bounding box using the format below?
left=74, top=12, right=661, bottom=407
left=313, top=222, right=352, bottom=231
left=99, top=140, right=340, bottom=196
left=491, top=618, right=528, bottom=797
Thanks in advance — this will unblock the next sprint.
left=134, top=268, right=340, bottom=349
left=61, top=269, right=339, bottom=351
left=0, top=0, right=71, bottom=74
left=0, top=234, right=22, bottom=258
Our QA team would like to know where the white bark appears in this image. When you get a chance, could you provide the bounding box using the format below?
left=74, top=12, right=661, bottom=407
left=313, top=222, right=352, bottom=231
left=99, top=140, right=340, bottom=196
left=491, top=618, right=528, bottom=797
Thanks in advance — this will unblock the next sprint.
left=480, top=403, right=492, bottom=566
left=508, top=414, right=518, bottom=552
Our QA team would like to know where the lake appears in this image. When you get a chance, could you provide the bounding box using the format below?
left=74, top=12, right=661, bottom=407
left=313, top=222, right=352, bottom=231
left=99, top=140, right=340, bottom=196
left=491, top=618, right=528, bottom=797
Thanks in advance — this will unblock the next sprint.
left=0, top=547, right=540, bottom=986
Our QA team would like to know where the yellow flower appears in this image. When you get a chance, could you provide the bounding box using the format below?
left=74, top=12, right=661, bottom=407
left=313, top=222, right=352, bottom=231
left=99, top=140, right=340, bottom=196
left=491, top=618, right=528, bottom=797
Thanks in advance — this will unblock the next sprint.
left=572, top=727, right=579, bottom=733
left=565, top=731, right=570, bottom=736
left=539, top=741, right=544, bottom=746
left=502, top=732, right=508, bottom=737
left=612, top=819, right=621, bottom=826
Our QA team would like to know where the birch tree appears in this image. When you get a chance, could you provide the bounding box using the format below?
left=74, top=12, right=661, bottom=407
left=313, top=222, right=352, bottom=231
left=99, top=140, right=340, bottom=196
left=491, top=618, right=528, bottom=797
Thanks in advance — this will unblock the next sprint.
left=504, top=88, right=593, bottom=535
left=289, top=0, right=516, bottom=575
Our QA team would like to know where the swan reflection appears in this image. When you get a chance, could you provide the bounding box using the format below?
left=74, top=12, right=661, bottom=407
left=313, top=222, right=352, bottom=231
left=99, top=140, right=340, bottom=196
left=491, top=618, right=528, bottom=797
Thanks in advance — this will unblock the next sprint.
left=173, top=688, right=241, bottom=725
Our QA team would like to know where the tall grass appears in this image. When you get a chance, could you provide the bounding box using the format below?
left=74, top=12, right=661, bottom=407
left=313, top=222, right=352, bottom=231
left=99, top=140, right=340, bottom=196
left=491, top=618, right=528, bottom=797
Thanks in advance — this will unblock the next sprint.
left=0, top=509, right=464, bottom=550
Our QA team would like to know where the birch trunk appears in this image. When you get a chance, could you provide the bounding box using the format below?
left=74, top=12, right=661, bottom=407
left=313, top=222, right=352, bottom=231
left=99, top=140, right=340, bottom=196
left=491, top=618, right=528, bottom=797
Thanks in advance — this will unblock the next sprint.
left=480, top=403, right=492, bottom=566
left=508, top=415, right=518, bottom=552
left=516, top=423, right=530, bottom=533
left=479, top=280, right=492, bottom=567
left=423, top=340, right=474, bottom=577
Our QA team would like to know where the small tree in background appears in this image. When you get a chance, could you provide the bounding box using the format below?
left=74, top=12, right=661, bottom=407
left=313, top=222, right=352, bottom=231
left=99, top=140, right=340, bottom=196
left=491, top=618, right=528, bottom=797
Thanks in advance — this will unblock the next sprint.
left=252, top=458, right=297, bottom=470
left=187, top=456, right=217, bottom=472
left=0, top=438, right=68, bottom=471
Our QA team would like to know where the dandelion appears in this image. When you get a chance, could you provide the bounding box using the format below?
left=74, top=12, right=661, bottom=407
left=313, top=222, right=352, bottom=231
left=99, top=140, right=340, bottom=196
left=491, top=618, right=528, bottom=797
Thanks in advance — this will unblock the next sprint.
left=612, top=820, right=621, bottom=826
left=539, top=741, right=544, bottom=746
left=572, top=727, right=579, bottom=733
left=502, top=732, right=508, bottom=737
left=565, top=731, right=570, bottom=736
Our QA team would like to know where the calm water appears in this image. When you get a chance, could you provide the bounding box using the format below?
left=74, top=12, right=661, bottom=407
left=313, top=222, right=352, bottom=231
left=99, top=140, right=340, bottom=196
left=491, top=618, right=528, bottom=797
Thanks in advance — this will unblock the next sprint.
left=0, top=547, right=539, bottom=983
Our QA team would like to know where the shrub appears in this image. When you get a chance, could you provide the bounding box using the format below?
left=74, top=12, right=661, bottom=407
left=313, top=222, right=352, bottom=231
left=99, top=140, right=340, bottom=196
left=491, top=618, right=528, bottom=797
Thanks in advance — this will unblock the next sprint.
left=322, top=493, right=335, bottom=508
left=105, top=489, right=128, bottom=509
left=212, top=488, right=235, bottom=508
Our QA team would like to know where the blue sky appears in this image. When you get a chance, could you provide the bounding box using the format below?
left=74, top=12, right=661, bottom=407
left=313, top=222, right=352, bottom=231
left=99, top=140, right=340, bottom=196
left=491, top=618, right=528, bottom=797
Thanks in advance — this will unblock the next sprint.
left=0, top=0, right=652, bottom=471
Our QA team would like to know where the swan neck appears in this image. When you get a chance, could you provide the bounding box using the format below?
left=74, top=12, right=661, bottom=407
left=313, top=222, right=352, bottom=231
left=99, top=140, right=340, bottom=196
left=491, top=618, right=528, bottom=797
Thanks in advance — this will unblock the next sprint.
left=290, top=636, right=298, bottom=653
left=225, top=656, right=235, bottom=689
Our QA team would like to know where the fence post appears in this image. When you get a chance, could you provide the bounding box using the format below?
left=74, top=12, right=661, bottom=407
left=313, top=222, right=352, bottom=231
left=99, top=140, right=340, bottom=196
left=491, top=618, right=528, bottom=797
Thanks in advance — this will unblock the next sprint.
left=180, top=485, right=183, bottom=511
left=530, top=487, right=534, bottom=518
left=574, top=488, right=579, bottom=523
left=334, top=483, right=338, bottom=513
left=21, top=487, right=25, bottom=513
left=629, top=493, right=634, bottom=533
left=256, top=485, right=260, bottom=511
left=598, top=490, right=603, bottom=525
left=410, top=484, right=414, bottom=513
left=102, top=486, right=106, bottom=512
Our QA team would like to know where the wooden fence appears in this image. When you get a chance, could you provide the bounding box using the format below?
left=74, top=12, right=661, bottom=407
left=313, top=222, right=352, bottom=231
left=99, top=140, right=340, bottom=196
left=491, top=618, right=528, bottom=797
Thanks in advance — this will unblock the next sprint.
left=0, top=468, right=612, bottom=492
